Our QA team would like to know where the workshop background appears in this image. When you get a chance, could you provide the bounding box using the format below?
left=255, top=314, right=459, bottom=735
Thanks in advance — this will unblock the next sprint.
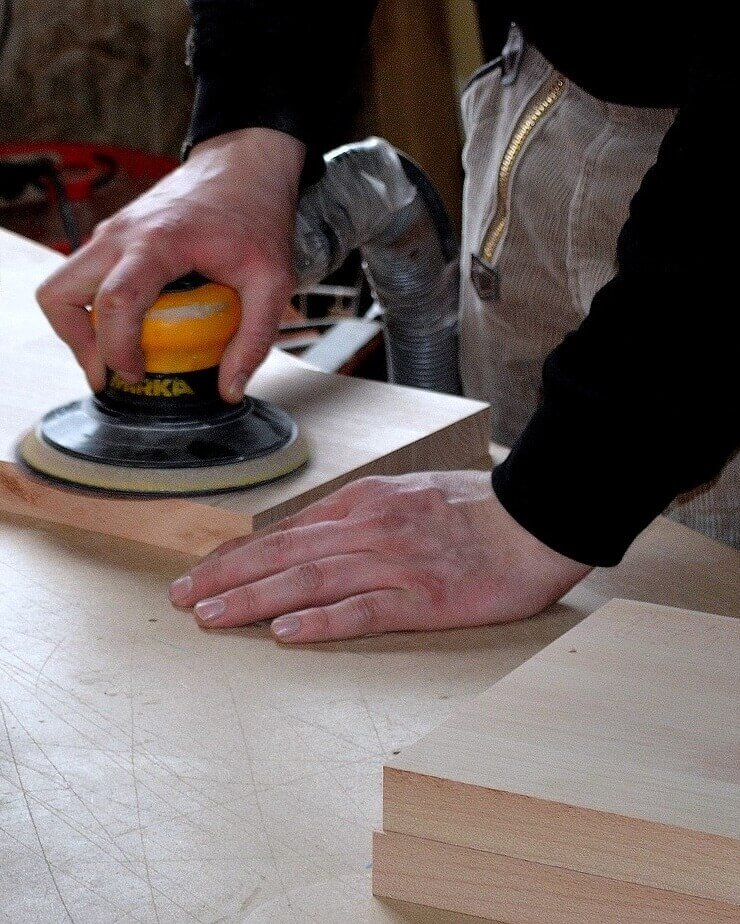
left=0, top=0, right=483, bottom=232
left=0, top=0, right=483, bottom=377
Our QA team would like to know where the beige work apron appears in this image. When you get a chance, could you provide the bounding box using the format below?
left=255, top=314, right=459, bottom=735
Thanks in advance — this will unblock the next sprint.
left=459, top=26, right=739, bottom=548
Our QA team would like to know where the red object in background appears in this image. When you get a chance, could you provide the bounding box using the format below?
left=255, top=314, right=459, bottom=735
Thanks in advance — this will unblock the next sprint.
left=0, top=141, right=179, bottom=253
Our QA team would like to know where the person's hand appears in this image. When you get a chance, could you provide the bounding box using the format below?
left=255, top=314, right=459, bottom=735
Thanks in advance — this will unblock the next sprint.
left=35, top=127, right=304, bottom=400
left=169, top=471, right=591, bottom=643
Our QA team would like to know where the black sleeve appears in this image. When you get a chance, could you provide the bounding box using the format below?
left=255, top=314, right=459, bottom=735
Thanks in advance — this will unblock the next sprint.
left=491, top=50, right=739, bottom=567
left=473, top=4, right=512, bottom=61
left=183, top=0, right=377, bottom=177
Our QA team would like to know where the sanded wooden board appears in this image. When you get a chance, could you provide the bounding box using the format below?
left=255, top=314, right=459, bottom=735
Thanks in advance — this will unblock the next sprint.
left=373, top=831, right=739, bottom=924
left=0, top=229, right=490, bottom=537
left=0, top=463, right=255, bottom=556
left=378, top=600, right=740, bottom=911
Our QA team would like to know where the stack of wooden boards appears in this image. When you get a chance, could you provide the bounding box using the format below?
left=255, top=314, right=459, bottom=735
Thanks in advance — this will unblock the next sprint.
left=373, top=599, right=740, bottom=922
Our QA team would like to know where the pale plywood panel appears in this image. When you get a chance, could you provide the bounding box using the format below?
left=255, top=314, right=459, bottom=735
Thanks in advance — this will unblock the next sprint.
left=372, top=831, right=739, bottom=924
left=581, top=523, right=739, bottom=619
left=210, top=347, right=490, bottom=527
left=1, top=517, right=737, bottom=919
left=383, top=600, right=740, bottom=905
left=0, top=229, right=489, bottom=535
left=384, top=768, right=739, bottom=906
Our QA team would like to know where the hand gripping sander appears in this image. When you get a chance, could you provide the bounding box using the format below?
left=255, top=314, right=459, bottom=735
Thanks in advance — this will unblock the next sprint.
left=18, top=274, right=308, bottom=495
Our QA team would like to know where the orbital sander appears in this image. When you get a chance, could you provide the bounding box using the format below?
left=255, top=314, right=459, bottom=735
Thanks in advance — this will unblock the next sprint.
left=18, top=274, right=308, bottom=495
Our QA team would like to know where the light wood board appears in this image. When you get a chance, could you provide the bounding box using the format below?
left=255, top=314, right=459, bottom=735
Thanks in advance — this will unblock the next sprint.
left=376, top=599, right=740, bottom=917
left=0, top=228, right=490, bottom=539
left=0, top=464, right=255, bottom=557
left=0, top=515, right=737, bottom=922
left=373, top=831, right=739, bottom=924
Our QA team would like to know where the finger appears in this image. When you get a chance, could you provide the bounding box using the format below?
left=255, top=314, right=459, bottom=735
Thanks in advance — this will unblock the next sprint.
left=189, top=481, right=363, bottom=570
left=35, top=241, right=112, bottom=390
left=218, top=263, right=293, bottom=402
left=270, top=589, right=416, bottom=644
left=191, top=552, right=398, bottom=629
left=94, top=248, right=187, bottom=379
left=188, top=505, right=344, bottom=574
left=170, top=518, right=376, bottom=606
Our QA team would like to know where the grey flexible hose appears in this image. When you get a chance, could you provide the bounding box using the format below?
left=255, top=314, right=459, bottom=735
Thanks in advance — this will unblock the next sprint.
left=294, top=137, right=461, bottom=395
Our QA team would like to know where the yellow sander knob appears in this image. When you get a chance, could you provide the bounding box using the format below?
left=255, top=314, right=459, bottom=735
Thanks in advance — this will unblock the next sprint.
left=92, top=277, right=241, bottom=375
left=141, top=280, right=241, bottom=374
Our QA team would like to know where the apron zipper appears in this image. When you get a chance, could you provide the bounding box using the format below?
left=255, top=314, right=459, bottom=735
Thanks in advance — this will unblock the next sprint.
left=479, top=72, right=567, bottom=265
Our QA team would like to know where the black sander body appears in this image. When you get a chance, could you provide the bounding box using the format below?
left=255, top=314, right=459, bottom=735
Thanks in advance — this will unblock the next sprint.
left=18, top=274, right=308, bottom=495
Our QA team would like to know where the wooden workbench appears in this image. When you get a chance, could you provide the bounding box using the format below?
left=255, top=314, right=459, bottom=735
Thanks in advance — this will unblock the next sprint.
left=1, top=230, right=737, bottom=922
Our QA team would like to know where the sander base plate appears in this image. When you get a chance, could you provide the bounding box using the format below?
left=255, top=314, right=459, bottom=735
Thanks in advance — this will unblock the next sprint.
left=17, top=424, right=309, bottom=497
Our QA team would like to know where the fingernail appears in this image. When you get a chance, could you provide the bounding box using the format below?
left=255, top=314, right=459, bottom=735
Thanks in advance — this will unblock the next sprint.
left=194, top=597, right=226, bottom=623
left=117, top=369, right=143, bottom=384
left=272, top=615, right=301, bottom=641
left=228, top=373, right=247, bottom=402
left=169, top=575, right=193, bottom=604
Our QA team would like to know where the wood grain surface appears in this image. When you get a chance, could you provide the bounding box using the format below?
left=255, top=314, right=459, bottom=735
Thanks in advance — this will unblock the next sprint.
left=0, top=464, right=254, bottom=557
left=1, top=513, right=736, bottom=922
left=373, top=831, right=739, bottom=924
left=0, top=513, right=566, bottom=923
left=377, top=599, right=740, bottom=914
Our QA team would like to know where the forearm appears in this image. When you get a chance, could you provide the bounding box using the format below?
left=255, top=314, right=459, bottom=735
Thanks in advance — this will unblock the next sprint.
left=184, top=0, right=377, bottom=175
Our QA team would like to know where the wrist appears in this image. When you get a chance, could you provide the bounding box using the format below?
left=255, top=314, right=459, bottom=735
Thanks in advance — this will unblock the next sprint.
left=470, top=490, right=591, bottom=609
left=189, top=128, right=306, bottom=197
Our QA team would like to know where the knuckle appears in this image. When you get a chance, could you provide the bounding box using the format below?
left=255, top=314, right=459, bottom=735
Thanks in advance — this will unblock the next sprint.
left=350, top=595, right=382, bottom=635
left=192, top=554, right=224, bottom=589
left=294, top=560, right=326, bottom=595
left=308, top=607, right=331, bottom=638
left=420, top=534, right=447, bottom=557
left=354, top=476, right=393, bottom=504
left=239, top=344, right=271, bottom=371
left=95, top=281, right=139, bottom=316
left=247, top=327, right=277, bottom=351
left=209, top=233, right=251, bottom=267
left=151, top=213, right=191, bottom=241
left=361, top=476, right=386, bottom=493
left=91, top=217, right=112, bottom=238
left=415, top=573, right=448, bottom=609
left=94, top=214, right=124, bottom=239
left=35, top=279, right=55, bottom=308
left=260, top=529, right=293, bottom=568
left=415, top=487, right=446, bottom=510
left=367, top=510, right=405, bottom=533
left=234, top=582, right=258, bottom=613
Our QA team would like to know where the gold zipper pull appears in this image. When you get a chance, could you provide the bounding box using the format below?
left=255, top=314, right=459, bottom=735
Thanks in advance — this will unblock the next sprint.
left=478, top=73, right=567, bottom=271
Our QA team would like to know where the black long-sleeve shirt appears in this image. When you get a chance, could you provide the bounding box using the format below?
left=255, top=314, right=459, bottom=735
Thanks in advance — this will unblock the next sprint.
left=185, top=2, right=738, bottom=566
